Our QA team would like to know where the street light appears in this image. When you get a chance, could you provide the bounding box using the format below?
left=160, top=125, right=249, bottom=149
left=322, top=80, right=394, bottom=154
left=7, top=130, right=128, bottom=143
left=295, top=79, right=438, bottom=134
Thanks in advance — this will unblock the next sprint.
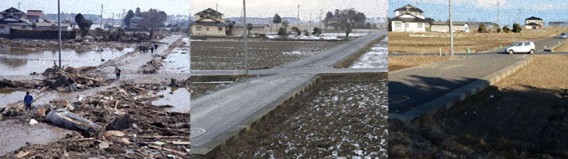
left=58, top=0, right=62, bottom=69
left=243, top=0, right=249, bottom=75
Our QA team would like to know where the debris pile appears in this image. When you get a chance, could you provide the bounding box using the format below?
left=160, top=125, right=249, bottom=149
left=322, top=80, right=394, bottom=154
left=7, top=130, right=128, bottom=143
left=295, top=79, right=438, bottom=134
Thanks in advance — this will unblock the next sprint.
left=41, top=66, right=110, bottom=92
left=140, top=56, right=165, bottom=74
left=2, top=82, right=190, bottom=158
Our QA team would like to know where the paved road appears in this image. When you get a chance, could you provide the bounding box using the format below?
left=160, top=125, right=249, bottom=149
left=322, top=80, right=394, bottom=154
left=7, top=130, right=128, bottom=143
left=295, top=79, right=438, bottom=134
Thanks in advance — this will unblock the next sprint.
left=190, top=30, right=386, bottom=155
left=388, top=54, right=529, bottom=113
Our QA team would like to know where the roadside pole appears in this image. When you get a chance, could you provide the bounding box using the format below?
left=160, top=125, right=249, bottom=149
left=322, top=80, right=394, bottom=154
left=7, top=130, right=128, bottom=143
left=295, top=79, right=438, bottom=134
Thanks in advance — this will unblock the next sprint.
left=58, top=0, right=62, bottom=70
left=449, top=0, right=454, bottom=56
left=243, top=0, right=249, bottom=75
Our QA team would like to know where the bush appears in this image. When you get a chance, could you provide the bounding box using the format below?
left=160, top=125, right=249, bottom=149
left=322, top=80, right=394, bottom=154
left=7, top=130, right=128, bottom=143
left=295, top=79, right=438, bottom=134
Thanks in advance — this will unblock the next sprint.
left=512, top=23, right=522, bottom=33
left=277, top=27, right=287, bottom=37
left=302, top=30, right=310, bottom=36
left=502, top=26, right=511, bottom=33
left=312, top=27, right=322, bottom=36
left=478, top=24, right=487, bottom=33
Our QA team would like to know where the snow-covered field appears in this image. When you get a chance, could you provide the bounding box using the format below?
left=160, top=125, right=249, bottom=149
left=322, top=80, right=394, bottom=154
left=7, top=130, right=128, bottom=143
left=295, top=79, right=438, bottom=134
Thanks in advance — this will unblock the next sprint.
left=350, top=37, right=388, bottom=69
left=215, top=80, right=388, bottom=158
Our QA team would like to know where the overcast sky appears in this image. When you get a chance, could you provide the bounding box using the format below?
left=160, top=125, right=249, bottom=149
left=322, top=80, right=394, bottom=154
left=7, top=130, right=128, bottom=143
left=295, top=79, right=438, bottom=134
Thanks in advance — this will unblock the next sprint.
left=390, top=0, right=568, bottom=25
left=1, top=0, right=190, bottom=18
left=190, top=0, right=387, bottom=20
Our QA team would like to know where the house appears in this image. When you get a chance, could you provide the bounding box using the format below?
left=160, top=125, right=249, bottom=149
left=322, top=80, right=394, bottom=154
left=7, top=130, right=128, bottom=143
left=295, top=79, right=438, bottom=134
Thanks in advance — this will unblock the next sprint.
left=0, top=14, right=31, bottom=35
left=191, top=8, right=226, bottom=36
left=390, top=4, right=430, bottom=32
left=231, top=23, right=268, bottom=36
left=430, top=21, right=470, bottom=33
left=26, top=10, right=44, bottom=22
left=0, top=7, right=26, bottom=19
left=524, top=16, right=543, bottom=30
left=129, top=15, right=144, bottom=30
left=34, top=21, right=72, bottom=31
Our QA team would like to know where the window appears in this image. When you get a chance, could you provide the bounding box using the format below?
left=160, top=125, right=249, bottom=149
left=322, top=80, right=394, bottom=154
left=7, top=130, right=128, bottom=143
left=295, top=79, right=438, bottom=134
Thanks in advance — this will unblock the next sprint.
left=405, top=23, right=409, bottom=28
left=395, top=22, right=401, bottom=27
left=418, top=23, right=423, bottom=28
left=206, top=27, right=210, bottom=31
left=195, top=26, right=202, bottom=31
left=218, top=27, right=223, bottom=31
left=524, top=42, right=530, bottom=46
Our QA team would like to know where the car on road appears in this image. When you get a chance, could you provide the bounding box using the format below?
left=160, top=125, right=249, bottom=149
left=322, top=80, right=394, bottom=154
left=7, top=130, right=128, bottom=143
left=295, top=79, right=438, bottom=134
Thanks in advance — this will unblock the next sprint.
left=505, top=41, right=535, bottom=54
left=561, top=33, right=568, bottom=39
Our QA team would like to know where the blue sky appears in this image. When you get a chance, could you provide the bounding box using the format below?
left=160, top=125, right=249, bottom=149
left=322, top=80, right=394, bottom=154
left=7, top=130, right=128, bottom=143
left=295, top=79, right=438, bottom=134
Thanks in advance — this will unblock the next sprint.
left=389, top=0, right=568, bottom=26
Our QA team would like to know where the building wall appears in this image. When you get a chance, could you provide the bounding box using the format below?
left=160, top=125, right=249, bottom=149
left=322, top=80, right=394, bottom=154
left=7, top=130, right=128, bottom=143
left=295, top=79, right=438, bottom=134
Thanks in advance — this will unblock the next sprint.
left=191, top=25, right=226, bottom=36
left=525, top=25, right=542, bottom=30
left=431, top=24, right=469, bottom=32
left=525, top=20, right=543, bottom=25
left=391, top=21, right=426, bottom=32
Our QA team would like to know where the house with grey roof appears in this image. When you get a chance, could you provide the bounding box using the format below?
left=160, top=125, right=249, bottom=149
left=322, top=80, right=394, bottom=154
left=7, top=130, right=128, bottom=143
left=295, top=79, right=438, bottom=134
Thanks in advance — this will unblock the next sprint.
left=191, top=8, right=226, bottom=36
left=524, top=16, right=543, bottom=30
left=390, top=4, right=430, bottom=32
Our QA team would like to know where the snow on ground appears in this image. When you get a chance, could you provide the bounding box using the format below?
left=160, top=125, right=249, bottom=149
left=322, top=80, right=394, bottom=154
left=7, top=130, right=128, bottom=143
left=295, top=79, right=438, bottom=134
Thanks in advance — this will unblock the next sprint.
left=350, top=37, right=388, bottom=69
left=216, top=80, right=388, bottom=158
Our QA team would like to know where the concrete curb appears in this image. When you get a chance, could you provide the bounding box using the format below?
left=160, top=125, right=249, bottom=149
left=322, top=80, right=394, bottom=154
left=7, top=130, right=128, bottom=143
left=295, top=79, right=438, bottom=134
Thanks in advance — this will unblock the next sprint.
left=389, top=56, right=534, bottom=123
left=191, top=75, right=320, bottom=157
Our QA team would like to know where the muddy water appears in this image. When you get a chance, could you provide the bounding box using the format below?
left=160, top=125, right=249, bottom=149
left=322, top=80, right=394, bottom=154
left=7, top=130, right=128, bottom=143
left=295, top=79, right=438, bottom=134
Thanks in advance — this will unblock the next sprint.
left=0, top=90, right=26, bottom=108
left=152, top=87, right=190, bottom=112
left=161, top=48, right=190, bottom=74
left=0, top=47, right=134, bottom=75
left=0, top=120, right=70, bottom=156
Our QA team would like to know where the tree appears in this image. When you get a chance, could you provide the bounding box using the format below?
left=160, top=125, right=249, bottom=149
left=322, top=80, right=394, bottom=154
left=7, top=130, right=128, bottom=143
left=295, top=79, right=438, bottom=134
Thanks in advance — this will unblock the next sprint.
left=225, top=21, right=236, bottom=35
left=123, top=10, right=134, bottom=28
left=277, top=27, right=287, bottom=37
left=502, top=26, right=511, bottom=33
left=478, top=24, right=487, bottom=33
left=291, top=27, right=301, bottom=36
left=272, top=13, right=282, bottom=32
left=247, top=23, right=253, bottom=35
left=336, top=9, right=359, bottom=39
left=323, top=12, right=333, bottom=29
left=312, top=27, right=322, bottom=36
left=282, top=21, right=289, bottom=30
left=135, top=7, right=141, bottom=15
left=302, top=30, right=310, bottom=36
left=75, top=13, right=93, bottom=37
left=512, top=23, right=522, bottom=33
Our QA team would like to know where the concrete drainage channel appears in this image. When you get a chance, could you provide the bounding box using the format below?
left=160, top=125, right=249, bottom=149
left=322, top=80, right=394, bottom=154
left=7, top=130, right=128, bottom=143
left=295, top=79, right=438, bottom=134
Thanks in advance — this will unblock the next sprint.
left=390, top=56, right=534, bottom=125
left=191, top=72, right=387, bottom=158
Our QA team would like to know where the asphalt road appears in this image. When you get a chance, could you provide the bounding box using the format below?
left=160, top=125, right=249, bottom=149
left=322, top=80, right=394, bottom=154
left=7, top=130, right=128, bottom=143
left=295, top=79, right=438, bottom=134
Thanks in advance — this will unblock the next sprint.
left=388, top=54, right=529, bottom=113
left=189, top=30, right=386, bottom=155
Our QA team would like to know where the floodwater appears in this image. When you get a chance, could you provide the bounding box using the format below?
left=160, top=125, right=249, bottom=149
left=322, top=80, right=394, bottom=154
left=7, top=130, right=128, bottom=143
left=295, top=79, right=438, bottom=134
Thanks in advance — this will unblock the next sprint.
left=161, top=48, right=190, bottom=73
left=0, top=120, right=70, bottom=156
left=152, top=87, right=190, bottom=113
left=0, top=90, right=26, bottom=108
left=0, top=47, right=134, bottom=75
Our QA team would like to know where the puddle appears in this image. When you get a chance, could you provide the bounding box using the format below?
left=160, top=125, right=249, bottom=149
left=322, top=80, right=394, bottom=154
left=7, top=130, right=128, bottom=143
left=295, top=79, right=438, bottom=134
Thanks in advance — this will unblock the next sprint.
left=152, top=87, right=190, bottom=112
left=0, top=47, right=134, bottom=75
left=161, top=48, right=190, bottom=73
left=0, top=90, right=26, bottom=108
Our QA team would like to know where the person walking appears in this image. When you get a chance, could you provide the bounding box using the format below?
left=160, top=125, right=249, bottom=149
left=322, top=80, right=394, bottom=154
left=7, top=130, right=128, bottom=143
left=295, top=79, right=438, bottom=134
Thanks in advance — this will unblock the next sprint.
left=115, top=67, right=121, bottom=80
left=24, top=92, right=33, bottom=111
left=150, top=47, right=154, bottom=54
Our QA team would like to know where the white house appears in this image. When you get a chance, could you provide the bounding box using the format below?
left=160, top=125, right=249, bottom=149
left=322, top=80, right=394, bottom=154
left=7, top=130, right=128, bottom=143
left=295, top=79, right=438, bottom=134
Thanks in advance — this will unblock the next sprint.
left=524, top=16, right=543, bottom=30
left=390, top=4, right=429, bottom=32
left=191, top=8, right=226, bottom=36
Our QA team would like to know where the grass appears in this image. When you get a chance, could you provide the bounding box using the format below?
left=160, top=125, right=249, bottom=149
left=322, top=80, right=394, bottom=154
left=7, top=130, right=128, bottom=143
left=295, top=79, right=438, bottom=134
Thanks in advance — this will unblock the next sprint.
left=388, top=55, right=458, bottom=71
left=389, top=27, right=568, bottom=53
left=554, top=40, right=568, bottom=52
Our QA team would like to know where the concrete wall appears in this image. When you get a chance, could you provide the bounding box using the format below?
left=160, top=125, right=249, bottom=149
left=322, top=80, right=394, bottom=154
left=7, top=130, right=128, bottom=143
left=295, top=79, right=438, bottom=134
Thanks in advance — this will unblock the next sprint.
left=391, top=21, right=426, bottom=32
left=9, top=29, right=73, bottom=39
left=191, top=25, right=226, bottom=36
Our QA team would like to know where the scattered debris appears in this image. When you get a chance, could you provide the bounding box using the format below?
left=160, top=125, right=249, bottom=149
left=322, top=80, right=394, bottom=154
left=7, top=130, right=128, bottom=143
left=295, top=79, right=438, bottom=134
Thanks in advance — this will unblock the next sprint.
left=28, top=119, right=38, bottom=125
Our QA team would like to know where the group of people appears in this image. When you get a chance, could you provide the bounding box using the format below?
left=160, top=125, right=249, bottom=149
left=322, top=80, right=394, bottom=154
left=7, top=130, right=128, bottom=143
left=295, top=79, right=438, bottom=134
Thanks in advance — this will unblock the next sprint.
left=139, top=43, right=159, bottom=54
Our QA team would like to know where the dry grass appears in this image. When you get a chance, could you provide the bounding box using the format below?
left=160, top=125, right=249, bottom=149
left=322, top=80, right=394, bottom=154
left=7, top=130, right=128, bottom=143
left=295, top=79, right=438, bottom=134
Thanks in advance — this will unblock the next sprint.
left=389, top=55, right=568, bottom=158
left=554, top=40, right=568, bottom=52
left=388, top=55, right=457, bottom=71
left=389, top=27, right=568, bottom=53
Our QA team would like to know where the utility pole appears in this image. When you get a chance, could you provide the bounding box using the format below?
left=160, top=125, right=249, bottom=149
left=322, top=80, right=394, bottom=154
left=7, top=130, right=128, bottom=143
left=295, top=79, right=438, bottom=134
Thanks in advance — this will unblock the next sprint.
left=309, top=12, right=312, bottom=29
left=496, top=1, right=500, bottom=26
left=243, top=0, right=249, bottom=75
left=517, top=9, right=521, bottom=24
left=216, top=4, right=218, bottom=11
left=449, top=0, right=454, bottom=56
left=58, top=0, right=62, bottom=70
left=297, top=4, right=300, bottom=27
left=100, top=4, right=103, bottom=29
left=320, top=9, right=323, bottom=28
left=18, top=2, right=20, bottom=10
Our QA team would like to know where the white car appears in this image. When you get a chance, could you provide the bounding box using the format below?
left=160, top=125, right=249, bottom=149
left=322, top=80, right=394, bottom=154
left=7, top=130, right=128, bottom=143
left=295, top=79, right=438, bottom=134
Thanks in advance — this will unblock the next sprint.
left=504, top=41, right=535, bottom=54
left=561, top=33, right=568, bottom=39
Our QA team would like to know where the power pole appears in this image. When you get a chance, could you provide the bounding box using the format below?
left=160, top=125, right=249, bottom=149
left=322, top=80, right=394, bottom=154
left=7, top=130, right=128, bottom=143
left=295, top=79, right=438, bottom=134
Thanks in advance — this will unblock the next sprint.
left=449, top=0, right=454, bottom=56
left=216, top=4, right=218, bottom=11
left=243, top=0, right=249, bottom=75
left=100, top=4, right=103, bottom=29
left=18, top=2, right=20, bottom=10
left=58, top=0, right=62, bottom=70
left=320, top=9, right=323, bottom=28
left=309, top=12, right=312, bottom=29
left=496, top=1, right=500, bottom=26
left=297, top=4, right=300, bottom=27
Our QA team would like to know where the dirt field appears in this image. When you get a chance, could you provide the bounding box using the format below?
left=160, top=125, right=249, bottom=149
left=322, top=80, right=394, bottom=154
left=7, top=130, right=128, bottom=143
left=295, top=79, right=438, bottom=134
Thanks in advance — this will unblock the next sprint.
left=191, top=40, right=342, bottom=70
left=389, top=56, right=458, bottom=71
left=389, top=27, right=568, bottom=53
left=389, top=55, right=568, bottom=158
left=209, top=80, right=388, bottom=158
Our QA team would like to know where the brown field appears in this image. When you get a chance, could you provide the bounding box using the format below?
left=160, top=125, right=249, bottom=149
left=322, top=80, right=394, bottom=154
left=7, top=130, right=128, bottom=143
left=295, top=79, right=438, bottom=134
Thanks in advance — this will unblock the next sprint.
left=554, top=40, right=568, bottom=52
left=389, top=55, right=568, bottom=158
left=191, top=40, right=342, bottom=70
left=389, top=55, right=458, bottom=71
left=389, top=27, right=568, bottom=53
